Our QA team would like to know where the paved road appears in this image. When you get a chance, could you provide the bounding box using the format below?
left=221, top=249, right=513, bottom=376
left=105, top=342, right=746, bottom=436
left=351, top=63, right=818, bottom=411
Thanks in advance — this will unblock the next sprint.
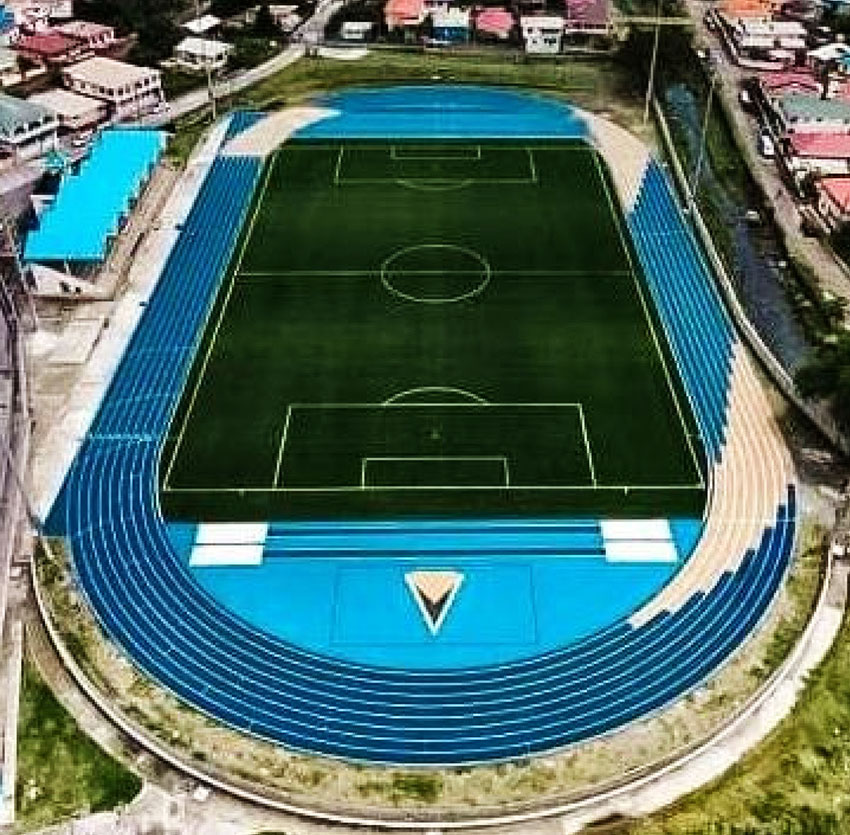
left=141, top=43, right=306, bottom=127
left=140, top=0, right=345, bottom=128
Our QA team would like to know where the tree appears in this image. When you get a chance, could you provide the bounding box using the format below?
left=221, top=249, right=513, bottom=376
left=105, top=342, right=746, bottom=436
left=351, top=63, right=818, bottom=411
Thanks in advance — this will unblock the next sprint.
left=253, top=3, right=280, bottom=37
left=796, top=332, right=850, bottom=429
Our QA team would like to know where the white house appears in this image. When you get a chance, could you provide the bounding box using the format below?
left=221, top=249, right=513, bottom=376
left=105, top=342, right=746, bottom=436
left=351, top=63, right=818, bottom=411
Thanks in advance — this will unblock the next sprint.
left=520, top=15, right=564, bottom=53
left=62, top=57, right=165, bottom=121
left=340, top=20, right=375, bottom=40
left=174, top=36, right=232, bottom=71
left=182, top=14, right=221, bottom=35
left=29, top=87, right=106, bottom=131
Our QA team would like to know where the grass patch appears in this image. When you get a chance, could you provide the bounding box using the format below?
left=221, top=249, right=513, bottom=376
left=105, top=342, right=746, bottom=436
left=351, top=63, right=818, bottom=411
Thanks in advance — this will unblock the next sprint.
left=218, top=49, right=635, bottom=117
left=16, top=656, right=141, bottom=829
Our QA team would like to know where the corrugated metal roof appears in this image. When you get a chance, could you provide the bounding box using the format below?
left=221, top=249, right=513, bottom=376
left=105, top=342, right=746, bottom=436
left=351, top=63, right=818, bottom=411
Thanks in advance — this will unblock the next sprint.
left=818, top=176, right=850, bottom=210
left=789, top=131, right=850, bottom=157
left=779, top=93, right=850, bottom=122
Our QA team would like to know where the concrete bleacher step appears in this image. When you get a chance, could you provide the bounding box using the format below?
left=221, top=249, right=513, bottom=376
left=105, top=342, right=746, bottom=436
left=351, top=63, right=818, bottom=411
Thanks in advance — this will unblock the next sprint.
left=263, top=519, right=605, bottom=557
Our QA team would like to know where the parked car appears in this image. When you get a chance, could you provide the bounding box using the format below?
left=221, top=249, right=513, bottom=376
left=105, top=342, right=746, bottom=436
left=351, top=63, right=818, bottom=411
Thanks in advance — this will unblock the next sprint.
left=757, top=130, right=776, bottom=158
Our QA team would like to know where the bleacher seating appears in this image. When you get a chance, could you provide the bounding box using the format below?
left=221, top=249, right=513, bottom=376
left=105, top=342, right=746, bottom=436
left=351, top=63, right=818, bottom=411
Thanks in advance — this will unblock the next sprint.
left=628, top=162, right=735, bottom=461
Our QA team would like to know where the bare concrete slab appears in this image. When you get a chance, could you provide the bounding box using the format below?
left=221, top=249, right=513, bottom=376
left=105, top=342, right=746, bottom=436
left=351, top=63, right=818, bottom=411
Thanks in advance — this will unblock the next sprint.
left=47, top=319, right=104, bottom=366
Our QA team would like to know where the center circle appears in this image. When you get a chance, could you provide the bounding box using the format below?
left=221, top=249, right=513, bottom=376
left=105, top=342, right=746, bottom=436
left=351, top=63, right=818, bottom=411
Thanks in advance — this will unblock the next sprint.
left=380, top=244, right=491, bottom=304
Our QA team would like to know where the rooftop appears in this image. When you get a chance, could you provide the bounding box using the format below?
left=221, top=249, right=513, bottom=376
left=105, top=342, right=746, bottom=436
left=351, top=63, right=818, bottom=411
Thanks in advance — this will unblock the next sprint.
left=761, top=70, right=819, bottom=93
left=29, top=87, right=104, bottom=118
left=175, top=36, right=232, bottom=57
left=565, top=0, right=609, bottom=26
left=24, top=128, right=166, bottom=262
left=0, top=93, right=54, bottom=137
left=475, top=8, right=515, bottom=34
left=818, top=175, right=850, bottom=211
left=64, top=56, right=159, bottom=87
left=17, top=30, right=84, bottom=57
left=182, top=14, right=221, bottom=34
left=55, top=20, right=114, bottom=38
left=778, top=92, right=850, bottom=122
left=788, top=131, right=850, bottom=157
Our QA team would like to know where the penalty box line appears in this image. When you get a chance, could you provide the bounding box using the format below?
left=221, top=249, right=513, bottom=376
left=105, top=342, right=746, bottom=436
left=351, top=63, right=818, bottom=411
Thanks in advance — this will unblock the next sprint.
left=271, top=402, right=596, bottom=491
left=333, top=146, right=539, bottom=186
left=360, top=456, right=511, bottom=489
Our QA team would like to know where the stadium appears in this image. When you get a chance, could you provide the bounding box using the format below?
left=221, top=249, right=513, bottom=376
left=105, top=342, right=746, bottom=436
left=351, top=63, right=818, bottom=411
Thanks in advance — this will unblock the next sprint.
left=35, top=85, right=796, bottom=787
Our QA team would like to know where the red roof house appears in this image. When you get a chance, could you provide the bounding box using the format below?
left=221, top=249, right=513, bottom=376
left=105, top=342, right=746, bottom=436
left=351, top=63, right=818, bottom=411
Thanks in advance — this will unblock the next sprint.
left=816, top=176, right=850, bottom=227
left=16, top=30, right=90, bottom=65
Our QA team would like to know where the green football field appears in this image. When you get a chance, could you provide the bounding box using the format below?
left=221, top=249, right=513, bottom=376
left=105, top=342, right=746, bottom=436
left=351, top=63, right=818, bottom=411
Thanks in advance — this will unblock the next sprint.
left=160, top=139, right=706, bottom=520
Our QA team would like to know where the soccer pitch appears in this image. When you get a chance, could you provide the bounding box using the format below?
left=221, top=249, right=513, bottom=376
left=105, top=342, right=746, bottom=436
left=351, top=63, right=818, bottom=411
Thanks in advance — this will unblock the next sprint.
left=160, top=139, right=706, bottom=520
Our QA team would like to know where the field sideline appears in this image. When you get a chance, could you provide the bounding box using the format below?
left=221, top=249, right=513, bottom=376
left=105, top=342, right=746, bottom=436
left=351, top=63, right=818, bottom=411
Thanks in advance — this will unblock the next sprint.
left=160, top=138, right=705, bottom=520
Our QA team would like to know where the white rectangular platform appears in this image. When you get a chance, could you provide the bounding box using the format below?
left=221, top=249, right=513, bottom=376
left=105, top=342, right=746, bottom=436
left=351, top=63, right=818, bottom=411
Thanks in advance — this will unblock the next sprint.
left=189, top=543, right=265, bottom=566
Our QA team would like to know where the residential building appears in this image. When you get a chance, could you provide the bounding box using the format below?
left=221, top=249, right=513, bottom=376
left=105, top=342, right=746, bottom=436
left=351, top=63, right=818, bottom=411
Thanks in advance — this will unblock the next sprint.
left=807, top=41, right=850, bottom=75
left=174, top=36, right=232, bottom=71
left=268, top=4, right=302, bottom=31
left=62, top=56, right=164, bottom=121
left=182, top=14, right=221, bottom=35
left=0, top=46, right=16, bottom=84
left=385, top=0, right=425, bottom=30
left=29, top=86, right=106, bottom=130
left=718, top=0, right=777, bottom=19
left=775, top=93, right=850, bottom=134
left=731, top=19, right=806, bottom=60
left=564, top=0, right=610, bottom=36
left=9, top=0, right=72, bottom=31
left=16, top=29, right=89, bottom=64
left=54, top=20, right=115, bottom=51
left=432, top=8, right=470, bottom=42
left=0, top=5, right=18, bottom=45
left=520, top=15, right=564, bottom=53
left=816, top=175, right=850, bottom=227
left=340, top=20, right=375, bottom=40
left=475, top=7, right=515, bottom=40
left=0, top=92, right=56, bottom=159
left=784, top=132, right=850, bottom=179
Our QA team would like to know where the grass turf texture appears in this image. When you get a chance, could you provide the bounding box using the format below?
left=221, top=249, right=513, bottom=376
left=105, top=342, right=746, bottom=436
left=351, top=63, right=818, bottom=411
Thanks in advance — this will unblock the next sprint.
left=16, top=657, right=141, bottom=828
left=161, top=139, right=705, bottom=520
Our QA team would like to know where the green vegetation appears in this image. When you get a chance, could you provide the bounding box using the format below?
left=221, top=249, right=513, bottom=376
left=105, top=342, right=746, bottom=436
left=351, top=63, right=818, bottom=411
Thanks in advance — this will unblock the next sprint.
left=623, top=584, right=850, bottom=834
left=161, top=139, right=703, bottom=520
left=221, top=50, right=632, bottom=114
left=16, top=656, right=141, bottom=829
left=76, top=0, right=187, bottom=65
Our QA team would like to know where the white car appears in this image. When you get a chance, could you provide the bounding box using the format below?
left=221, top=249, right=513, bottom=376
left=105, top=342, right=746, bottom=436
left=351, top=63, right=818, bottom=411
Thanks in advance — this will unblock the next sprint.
left=757, top=131, right=775, bottom=159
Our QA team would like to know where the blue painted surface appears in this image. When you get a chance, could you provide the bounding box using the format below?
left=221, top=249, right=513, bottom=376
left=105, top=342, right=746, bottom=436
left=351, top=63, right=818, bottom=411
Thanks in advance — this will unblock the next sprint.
left=299, top=85, right=589, bottom=139
left=188, top=546, right=682, bottom=668
left=25, top=129, right=166, bottom=262
left=628, top=162, right=734, bottom=461
left=42, top=87, right=797, bottom=764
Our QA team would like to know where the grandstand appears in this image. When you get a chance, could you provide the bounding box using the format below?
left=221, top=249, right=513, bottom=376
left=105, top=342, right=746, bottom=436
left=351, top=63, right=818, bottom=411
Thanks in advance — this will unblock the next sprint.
left=24, top=128, right=166, bottom=293
left=40, top=89, right=796, bottom=767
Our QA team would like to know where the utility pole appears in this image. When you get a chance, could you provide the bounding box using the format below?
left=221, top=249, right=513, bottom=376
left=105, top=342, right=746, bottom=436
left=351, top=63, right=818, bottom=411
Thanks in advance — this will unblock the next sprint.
left=195, top=0, right=217, bottom=121
left=689, top=61, right=717, bottom=211
left=643, top=0, right=663, bottom=124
